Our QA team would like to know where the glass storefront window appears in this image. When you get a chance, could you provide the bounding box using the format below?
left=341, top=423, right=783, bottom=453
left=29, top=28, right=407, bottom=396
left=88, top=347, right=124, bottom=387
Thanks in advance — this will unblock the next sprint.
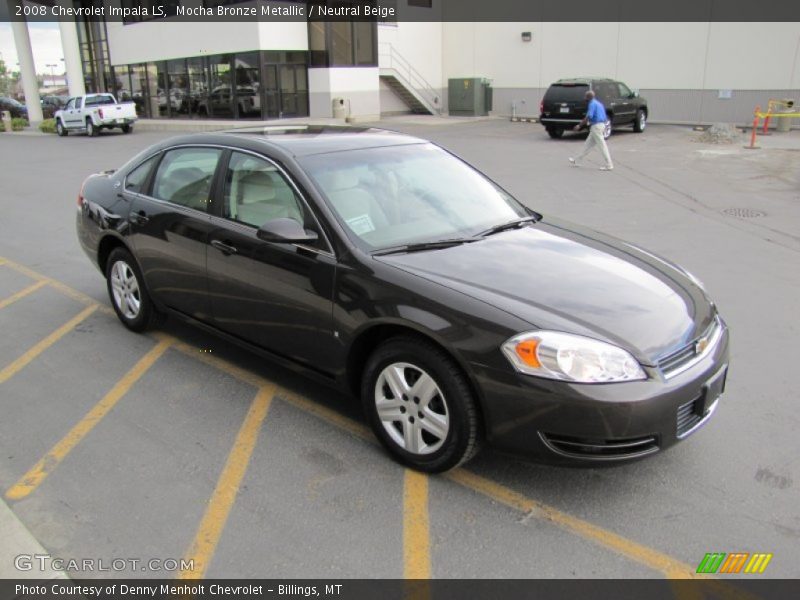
left=167, top=58, right=190, bottom=118
left=116, top=50, right=308, bottom=121
left=234, top=52, right=261, bottom=119
left=205, top=55, right=233, bottom=118
left=187, top=57, right=207, bottom=118
left=130, top=64, right=149, bottom=118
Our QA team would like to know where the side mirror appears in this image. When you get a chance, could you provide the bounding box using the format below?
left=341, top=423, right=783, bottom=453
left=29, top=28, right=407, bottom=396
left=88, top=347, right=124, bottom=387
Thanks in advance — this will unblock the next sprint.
left=257, top=217, right=319, bottom=244
left=631, top=89, right=639, bottom=98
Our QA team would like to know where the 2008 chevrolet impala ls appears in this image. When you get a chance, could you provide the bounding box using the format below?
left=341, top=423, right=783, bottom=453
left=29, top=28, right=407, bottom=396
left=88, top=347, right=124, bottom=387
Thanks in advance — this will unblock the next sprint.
left=76, top=126, right=728, bottom=472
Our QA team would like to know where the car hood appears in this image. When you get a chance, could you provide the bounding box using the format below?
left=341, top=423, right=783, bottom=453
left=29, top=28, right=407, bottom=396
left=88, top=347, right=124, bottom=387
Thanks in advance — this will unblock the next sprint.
left=375, top=220, right=716, bottom=365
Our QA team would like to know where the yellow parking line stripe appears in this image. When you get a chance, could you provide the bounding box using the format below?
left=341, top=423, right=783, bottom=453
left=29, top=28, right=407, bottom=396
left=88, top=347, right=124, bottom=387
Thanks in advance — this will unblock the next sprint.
left=404, top=470, right=431, bottom=579
left=0, top=280, right=47, bottom=310
left=0, top=304, right=98, bottom=385
left=0, top=256, right=114, bottom=315
left=0, top=258, right=7, bottom=266
left=0, top=259, right=756, bottom=594
left=446, top=468, right=699, bottom=577
left=5, top=339, right=172, bottom=501
left=169, top=336, right=707, bottom=580
left=178, top=384, right=274, bottom=579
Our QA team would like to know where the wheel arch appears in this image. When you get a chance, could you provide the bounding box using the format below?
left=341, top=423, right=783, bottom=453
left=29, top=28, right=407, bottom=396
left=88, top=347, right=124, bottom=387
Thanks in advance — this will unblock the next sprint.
left=97, top=234, right=133, bottom=275
left=345, top=321, right=488, bottom=438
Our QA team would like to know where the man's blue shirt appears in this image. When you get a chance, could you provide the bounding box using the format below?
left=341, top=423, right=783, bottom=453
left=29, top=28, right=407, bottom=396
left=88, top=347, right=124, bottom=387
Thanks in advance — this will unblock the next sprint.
left=586, top=98, right=607, bottom=124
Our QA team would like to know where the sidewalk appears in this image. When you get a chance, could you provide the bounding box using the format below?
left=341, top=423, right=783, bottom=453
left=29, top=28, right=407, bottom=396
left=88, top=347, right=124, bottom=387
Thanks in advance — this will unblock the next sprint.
left=0, top=498, right=67, bottom=579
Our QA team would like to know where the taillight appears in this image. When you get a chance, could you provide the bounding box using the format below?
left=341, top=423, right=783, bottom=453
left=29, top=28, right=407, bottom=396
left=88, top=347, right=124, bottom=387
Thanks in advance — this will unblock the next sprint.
left=98, top=108, right=104, bottom=119
left=78, top=179, right=86, bottom=207
left=539, top=100, right=544, bottom=113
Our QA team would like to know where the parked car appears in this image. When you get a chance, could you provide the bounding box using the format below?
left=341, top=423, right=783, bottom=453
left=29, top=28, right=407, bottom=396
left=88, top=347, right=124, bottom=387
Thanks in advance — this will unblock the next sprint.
left=0, top=96, right=28, bottom=120
left=40, top=95, right=67, bottom=119
left=76, top=127, right=728, bottom=472
left=540, top=78, right=648, bottom=139
left=54, top=93, right=137, bottom=137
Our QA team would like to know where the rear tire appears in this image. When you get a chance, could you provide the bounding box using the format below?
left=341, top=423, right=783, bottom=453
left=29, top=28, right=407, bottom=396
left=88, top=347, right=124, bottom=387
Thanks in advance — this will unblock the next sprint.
left=105, top=247, right=163, bottom=332
left=547, top=127, right=564, bottom=139
left=86, top=119, right=98, bottom=137
left=633, top=109, right=646, bottom=133
left=361, top=336, right=481, bottom=472
left=603, top=118, right=613, bottom=140
left=56, top=119, right=67, bottom=137
left=121, top=124, right=132, bottom=134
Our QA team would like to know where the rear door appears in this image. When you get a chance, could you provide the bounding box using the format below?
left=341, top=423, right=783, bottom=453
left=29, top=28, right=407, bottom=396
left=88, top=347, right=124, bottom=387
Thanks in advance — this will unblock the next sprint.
left=615, top=82, right=636, bottom=123
left=205, top=150, right=339, bottom=374
left=127, top=146, right=223, bottom=321
left=592, top=82, right=619, bottom=123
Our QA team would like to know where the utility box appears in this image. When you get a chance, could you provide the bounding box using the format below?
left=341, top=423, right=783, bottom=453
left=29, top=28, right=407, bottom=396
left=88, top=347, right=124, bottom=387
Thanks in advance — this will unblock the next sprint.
left=332, top=97, right=348, bottom=119
left=448, top=78, right=492, bottom=116
left=776, top=99, right=795, bottom=132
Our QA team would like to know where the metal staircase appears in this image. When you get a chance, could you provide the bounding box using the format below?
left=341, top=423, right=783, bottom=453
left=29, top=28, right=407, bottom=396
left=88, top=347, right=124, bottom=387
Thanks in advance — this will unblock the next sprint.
left=378, top=43, right=441, bottom=115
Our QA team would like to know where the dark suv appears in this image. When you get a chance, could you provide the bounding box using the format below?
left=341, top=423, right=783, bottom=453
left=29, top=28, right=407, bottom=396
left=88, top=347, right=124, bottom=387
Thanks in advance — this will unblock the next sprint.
left=539, top=78, right=648, bottom=139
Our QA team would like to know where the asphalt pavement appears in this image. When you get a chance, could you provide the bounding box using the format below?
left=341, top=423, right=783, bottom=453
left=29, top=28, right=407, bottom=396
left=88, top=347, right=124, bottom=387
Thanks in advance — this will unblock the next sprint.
left=0, top=118, right=798, bottom=580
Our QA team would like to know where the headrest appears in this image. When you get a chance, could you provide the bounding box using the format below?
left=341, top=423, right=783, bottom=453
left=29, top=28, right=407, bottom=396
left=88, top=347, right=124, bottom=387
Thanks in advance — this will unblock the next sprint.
left=238, top=170, right=276, bottom=203
left=316, top=169, right=359, bottom=192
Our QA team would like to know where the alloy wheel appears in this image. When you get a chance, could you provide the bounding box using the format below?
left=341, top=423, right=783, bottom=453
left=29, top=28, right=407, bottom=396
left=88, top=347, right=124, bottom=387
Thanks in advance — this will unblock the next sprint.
left=110, top=260, right=141, bottom=320
left=374, top=362, right=450, bottom=455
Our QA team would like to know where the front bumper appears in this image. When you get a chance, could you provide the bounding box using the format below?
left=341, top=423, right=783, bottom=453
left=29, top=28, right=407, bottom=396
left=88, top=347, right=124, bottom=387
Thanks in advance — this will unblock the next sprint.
left=473, top=326, right=730, bottom=465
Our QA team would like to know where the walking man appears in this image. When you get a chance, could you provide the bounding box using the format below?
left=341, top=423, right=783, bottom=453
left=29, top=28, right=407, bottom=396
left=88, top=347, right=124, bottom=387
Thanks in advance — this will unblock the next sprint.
left=569, top=90, right=613, bottom=171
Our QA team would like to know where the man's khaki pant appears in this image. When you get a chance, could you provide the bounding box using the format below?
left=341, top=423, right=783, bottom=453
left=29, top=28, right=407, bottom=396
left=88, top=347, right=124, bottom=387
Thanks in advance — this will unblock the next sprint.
left=575, top=123, right=613, bottom=169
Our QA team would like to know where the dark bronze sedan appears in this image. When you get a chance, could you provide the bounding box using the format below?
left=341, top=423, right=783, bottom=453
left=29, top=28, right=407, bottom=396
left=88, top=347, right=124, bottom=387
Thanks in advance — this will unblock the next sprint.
left=76, top=127, right=729, bottom=472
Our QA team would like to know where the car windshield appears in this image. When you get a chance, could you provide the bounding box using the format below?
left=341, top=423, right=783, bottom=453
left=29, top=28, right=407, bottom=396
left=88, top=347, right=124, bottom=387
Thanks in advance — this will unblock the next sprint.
left=3, top=97, right=24, bottom=108
left=299, top=144, right=528, bottom=251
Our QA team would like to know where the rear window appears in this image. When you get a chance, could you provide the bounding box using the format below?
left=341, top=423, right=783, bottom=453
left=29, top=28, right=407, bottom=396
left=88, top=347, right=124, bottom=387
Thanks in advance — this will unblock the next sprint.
left=85, top=95, right=116, bottom=107
left=544, top=84, right=589, bottom=103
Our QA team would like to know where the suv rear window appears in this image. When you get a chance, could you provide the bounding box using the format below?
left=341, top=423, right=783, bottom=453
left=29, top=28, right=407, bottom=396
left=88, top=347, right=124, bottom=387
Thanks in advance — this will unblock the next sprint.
left=544, top=84, right=589, bottom=102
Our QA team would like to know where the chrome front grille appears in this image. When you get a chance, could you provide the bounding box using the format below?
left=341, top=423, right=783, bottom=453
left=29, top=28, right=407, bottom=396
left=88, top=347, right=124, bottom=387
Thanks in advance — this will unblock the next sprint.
left=658, top=316, right=722, bottom=379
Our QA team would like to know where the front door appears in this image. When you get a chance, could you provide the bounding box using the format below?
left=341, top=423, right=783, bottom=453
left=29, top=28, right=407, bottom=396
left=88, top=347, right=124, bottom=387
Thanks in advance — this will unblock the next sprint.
left=205, top=150, right=338, bottom=373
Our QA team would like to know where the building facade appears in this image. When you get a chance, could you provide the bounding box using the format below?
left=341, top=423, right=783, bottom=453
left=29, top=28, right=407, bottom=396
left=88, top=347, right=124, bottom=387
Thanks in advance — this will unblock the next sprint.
left=9, top=1, right=800, bottom=125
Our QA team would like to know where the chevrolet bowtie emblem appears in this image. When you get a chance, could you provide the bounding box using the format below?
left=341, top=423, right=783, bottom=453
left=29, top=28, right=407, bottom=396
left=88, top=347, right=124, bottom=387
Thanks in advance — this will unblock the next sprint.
left=695, top=336, right=710, bottom=354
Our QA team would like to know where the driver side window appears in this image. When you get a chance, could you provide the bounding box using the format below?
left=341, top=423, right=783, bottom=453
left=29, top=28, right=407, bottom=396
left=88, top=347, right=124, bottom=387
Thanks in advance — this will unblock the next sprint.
left=152, top=147, right=222, bottom=211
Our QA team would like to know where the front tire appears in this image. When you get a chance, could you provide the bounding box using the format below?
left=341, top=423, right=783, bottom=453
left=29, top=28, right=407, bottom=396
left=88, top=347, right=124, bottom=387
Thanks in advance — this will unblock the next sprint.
left=86, top=119, right=98, bottom=137
left=546, top=127, right=564, bottom=139
left=105, top=248, right=162, bottom=332
left=633, top=109, right=646, bottom=133
left=56, top=119, right=68, bottom=136
left=362, top=336, right=481, bottom=472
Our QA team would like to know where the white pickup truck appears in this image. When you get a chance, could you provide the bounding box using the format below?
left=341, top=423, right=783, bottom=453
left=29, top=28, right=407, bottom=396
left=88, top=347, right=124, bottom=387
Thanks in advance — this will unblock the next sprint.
left=54, top=93, right=137, bottom=137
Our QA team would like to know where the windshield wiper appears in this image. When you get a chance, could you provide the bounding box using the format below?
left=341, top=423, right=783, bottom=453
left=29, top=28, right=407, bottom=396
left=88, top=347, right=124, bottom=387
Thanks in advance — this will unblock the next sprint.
left=477, top=215, right=540, bottom=238
left=373, top=238, right=479, bottom=256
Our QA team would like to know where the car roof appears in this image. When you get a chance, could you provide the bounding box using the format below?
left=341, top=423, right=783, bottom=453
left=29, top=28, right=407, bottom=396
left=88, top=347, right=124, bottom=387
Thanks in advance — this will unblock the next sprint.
left=166, top=126, right=428, bottom=158
left=552, top=78, right=616, bottom=85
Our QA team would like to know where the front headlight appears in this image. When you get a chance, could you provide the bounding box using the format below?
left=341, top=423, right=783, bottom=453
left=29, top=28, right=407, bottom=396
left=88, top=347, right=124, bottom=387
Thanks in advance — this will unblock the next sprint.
left=501, top=331, right=646, bottom=383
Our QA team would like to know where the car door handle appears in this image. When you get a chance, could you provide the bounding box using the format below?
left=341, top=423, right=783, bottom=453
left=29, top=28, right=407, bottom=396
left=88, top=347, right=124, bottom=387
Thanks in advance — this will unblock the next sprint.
left=211, top=240, right=238, bottom=255
left=129, top=210, right=149, bottom=225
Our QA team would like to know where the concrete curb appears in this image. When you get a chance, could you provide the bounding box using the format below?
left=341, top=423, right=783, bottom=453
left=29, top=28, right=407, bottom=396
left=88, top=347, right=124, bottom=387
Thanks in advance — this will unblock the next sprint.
left=0, top=498, right=68, bottom=579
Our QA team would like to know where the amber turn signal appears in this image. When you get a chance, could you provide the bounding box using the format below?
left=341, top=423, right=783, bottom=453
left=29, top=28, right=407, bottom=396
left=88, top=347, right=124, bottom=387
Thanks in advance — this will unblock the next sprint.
left=515, top=340, right=541, bottom=368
